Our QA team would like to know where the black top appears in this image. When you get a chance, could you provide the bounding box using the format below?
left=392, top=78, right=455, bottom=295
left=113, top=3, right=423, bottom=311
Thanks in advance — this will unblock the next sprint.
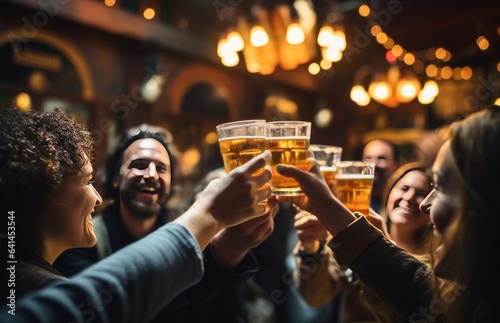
left=15, top=251, right=68, bottom=299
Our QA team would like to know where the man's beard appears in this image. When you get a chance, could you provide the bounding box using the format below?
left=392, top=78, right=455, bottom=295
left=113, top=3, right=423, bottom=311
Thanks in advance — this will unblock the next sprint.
left=119, top=179, right=168, bottom=219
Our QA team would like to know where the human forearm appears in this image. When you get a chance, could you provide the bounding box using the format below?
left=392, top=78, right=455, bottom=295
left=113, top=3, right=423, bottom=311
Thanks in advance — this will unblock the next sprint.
left=210, top=234, right=248, bottom=268
left=293, top=242, right=345, bottom=307
left=7, top=223, right=203, bottom=323
left=330, top=216, right=435, bottom=320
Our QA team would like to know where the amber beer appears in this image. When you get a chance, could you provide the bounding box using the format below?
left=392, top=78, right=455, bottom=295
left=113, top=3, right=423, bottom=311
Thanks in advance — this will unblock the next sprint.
left=267, top=136, right=309, bottom=195
left=218, top=136, right=266, bottom=173
left=320, top=166, right=337, bottom=186
left=216, top=119, right=266, bottom=173
left=335, top=174, right=374, bottom=216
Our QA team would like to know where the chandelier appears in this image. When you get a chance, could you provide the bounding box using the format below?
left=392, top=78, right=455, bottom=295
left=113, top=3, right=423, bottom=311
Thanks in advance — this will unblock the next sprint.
left=217, top=0, right=347, bottom=75
left=350, top=63, right=440, bottom=108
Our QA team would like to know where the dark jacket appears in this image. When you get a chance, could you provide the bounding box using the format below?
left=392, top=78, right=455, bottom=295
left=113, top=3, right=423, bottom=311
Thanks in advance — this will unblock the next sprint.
left=54, top=203, right=259, bottom=322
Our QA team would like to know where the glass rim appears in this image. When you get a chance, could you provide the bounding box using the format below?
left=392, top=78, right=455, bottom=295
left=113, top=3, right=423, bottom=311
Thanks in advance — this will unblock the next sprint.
left=337, top=161, right=375, bottom=167
left=216, top=119, right=266, bottom=130
left=266, top=121, right=311, bottom=125
left=309, top=144, right=343, bottom=152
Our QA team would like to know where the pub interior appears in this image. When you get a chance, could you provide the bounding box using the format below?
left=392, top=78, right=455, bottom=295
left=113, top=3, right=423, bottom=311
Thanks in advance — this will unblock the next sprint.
left=1, top=0, right=500, bottom=321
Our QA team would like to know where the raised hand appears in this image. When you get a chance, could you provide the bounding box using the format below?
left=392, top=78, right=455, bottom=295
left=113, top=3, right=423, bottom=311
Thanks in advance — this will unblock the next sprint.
left=211, top=195, right=279, bottom=268
left=176, top=151, right=272, bottom=250
left=275, top=161, right=357, bottom=237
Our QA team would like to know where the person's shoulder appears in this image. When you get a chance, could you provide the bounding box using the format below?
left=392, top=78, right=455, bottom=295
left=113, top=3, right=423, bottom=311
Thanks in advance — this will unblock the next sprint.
left=16, top=259, right=67, bottom=298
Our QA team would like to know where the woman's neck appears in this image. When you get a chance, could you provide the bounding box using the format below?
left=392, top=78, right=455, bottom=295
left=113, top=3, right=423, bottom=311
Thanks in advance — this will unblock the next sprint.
left=389, top=224, right=421, bottom=254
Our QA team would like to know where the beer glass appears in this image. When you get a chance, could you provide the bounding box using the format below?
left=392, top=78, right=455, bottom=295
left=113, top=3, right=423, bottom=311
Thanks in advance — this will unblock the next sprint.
left=309, top=144, right=343, bottom=189
left=266, top=121, right=311, bottom=196
left=335, top=161, right=375, bottom=217
left=216, top=119, right=266, bottom=173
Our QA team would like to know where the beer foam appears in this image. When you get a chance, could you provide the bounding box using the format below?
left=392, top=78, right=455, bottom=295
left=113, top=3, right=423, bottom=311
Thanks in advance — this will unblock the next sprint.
left=335, top=174, right=374, bottom=179
left=218, top=136, right=265, bottom=141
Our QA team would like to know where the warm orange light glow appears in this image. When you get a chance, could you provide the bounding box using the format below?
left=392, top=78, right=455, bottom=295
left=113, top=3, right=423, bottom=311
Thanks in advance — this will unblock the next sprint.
left=476, top=36, right=489, bottom=50
left=286, top=23, right=305, bottom=45
left=320, top=59, right=332, bottom=70
left=351, top=85, right=371, bottom=106
left=403, top=53, right=415, bottom=65
left=461, top=66, right=473, bottom=80
left=250, top=25, right=269, bottom=47
left=308, top=63, right=320, bottom=75
left=426, top=64, right=438, bottom=78
left=435, top=48, right=446, bottom=60
left=205, top=132, right=218, bottom=145
left=440, top=66, right=452, bottom=79
left=317, top=25, right=335, bottom=47
left=358, top=5, right=371, bottom=17
left=104, top=0, right=116, bottom=6
left=143, top=8, right=155, bottom=20
left=15, top=92, right=32, bottom=111
left=376, top=32, right=388, bottom=44
left=221, top=51, right=239, bottom=67
left=383, top=38, right=394, bottom=49
left=227, top=31, right=244, bottom=51
left=391, top=45, right=403, bottom=57
left=370, top=25, right=381, bottom=36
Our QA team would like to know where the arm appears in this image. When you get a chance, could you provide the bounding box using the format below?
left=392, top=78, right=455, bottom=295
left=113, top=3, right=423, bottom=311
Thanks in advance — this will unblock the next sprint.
left=210, top=195, right=279, bottom=269
left=4, top=224, right=203, bottom=323
left=167, top=196, right=280, bottom=307
left=4, top=151, right=273, bottom=322
left=292, top=211, right=346, bottom=307
left=174, top=151, right=272, bottom=250
left=276, top=162, right=436, bottom=320
left=331, top=216, right=435, bottom=320
left=293, top=240, right=347, bottom=307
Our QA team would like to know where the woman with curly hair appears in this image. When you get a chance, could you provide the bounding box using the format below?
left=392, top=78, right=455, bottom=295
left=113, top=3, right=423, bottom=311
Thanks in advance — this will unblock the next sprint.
left=0, top=106, right=103, bottom=298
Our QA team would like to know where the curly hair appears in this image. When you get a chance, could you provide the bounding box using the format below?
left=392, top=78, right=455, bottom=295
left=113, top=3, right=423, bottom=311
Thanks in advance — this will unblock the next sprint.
left=0, top=105, right=93, bottom=250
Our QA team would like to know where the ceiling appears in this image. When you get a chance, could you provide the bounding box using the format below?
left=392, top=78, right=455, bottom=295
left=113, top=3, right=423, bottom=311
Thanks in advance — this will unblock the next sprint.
left=3, top=0, right=499, bottom=95
left=159, top=0, right=500, bottom=76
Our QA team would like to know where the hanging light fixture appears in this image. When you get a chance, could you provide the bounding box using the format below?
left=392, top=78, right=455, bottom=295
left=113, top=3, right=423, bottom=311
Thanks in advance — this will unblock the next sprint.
left=351, top=64, right=439, bottom=108
left=217, top=0, right=348, bottom=75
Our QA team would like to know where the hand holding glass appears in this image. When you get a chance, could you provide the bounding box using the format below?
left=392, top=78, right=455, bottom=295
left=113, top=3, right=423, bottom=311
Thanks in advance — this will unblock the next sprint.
left=216, top=120, right=266, bottom=173
left=335, top=161, right=375, bottom=217
left=216, top=119, right=270, bottom=213
left=266, top=121, right=311, bottom=196
left=309, top=144, right=343, bottom=190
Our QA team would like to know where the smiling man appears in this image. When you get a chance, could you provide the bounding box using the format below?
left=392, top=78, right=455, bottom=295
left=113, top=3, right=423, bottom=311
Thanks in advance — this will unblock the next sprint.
left=54, top=124, right=278, bottom=322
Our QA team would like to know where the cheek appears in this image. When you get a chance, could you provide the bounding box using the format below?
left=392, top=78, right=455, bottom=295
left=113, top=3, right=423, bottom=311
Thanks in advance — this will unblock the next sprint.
left=430, top=199, right=455, bottom=233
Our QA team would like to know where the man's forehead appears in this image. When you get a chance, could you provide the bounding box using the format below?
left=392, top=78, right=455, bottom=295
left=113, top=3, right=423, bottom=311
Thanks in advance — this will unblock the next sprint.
left=364, top=141, right=392, bottom=155
left=123, top=139, right=170, bottom=161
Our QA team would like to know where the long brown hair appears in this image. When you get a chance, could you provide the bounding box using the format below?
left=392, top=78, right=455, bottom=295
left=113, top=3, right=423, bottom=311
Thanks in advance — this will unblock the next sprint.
left=436, top=105, right=500, bottom=322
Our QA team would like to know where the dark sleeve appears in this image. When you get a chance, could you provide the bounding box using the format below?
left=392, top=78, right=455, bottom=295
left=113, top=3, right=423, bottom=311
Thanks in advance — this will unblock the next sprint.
left=2, top=223, right=204, bottom=323
left=329, top=215, right=435, bottom=320
left=167, top=243, right=259, bottom=308
left=53, top=246, right=98, bottom=277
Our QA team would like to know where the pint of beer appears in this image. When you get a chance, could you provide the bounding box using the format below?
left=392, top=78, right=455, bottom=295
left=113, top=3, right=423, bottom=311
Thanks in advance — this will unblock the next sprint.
left=309, top=145, right=343, bottom=189
left=335, top=161, right=375, bottom=217
left=216, top=120, right=266, bottom=173
left=266, top=121, right=311, bottom=196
